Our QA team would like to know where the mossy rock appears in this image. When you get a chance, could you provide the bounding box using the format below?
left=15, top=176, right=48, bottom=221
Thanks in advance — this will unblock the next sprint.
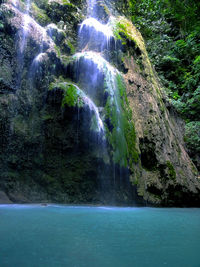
left=49, top=80, right=84, bottom=108
left=31, top=2, right=51, bottom=26
left=166, top=161, right=176, bottom=180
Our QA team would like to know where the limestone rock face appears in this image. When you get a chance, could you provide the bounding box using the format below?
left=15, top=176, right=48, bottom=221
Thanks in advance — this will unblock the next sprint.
left=0, top=1, right=93, bottom=203
left=120, top=20, right=200, bottom=206
left=0, top=0, right=199, bottom=206
left=0, top=191, right=12, bottom=204
left=0, top=0, right=133, bottom=205
left=46, top=23, right=65, bottom=45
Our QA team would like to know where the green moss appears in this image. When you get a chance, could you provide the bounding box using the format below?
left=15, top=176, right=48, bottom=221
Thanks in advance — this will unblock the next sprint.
left=60, top=55, right=73, bottom=68
left=191, top=163, right=198, bottom=176
left=63, top=84, right=84, bottom=108
left=31, top=2, right=50, bottom=26
left=34, top=0, right=48, bottom=9
left=112, top=18, right=137, bottom=46
left=160, top=103, right=165, bottom=114
left=132, top=174, right=139, bottom=185
left=66, top=40, right=76, bottom=55
left=41, top=114, right=54, bottom=121
left=54, top=45, right=61, bottom=58
left=0, top=22, right=4, bottom=30
left=104, top=96, right=128, bottom=167
left=166, top=161, right=176, bottom=180
left=62, top=0, right=75, bottom=7
left=116, top=74, right=139, bottom=165
left=49, top=80, right=84, bottom=108
left=104, top=72, right=139, bottom=169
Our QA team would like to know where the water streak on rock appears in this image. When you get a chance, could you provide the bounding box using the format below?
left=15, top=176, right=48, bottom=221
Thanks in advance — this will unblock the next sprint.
left=79, top=17, right=113, bottom=48
left=83, top=95, right=104, bottom=133
left=87, top=0, right=96, bottom=17
left=73, top=50, right=128, bottom=166
left=20, top=0, right=31, bottom=54
left=33, top=52, right=46, bottom=63
left=69, top=83, right=104, bottom=133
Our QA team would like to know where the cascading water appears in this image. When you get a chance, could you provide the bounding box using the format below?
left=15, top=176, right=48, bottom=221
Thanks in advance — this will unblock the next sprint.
left=5, top=0, right=133, bottom=204
left=13, top=0, right=53, bottom=84
left=83, top=96, right=104, bottom=133
left=71, top=0, right=131, bottom=202
left=1, top=0, right=199, bottom=208
left=80, top=18, right=113, bottom=39
left=72, top=51, right=127, bottom=165
left=19, top=0, right=31, bottom=55
left=87, top=0, right=96, bottom=17
left=29, top=26, right=49, bottom=83
left=15, top=0, right=34, bottom=87
left=12, top=0, right=54, bottom=158
left=79, top=17, right=114, bottom=51
left=12, top=0, right=105, bottom=142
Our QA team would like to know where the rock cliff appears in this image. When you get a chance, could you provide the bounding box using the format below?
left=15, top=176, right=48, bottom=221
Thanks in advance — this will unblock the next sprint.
left=0, top=0, right=199, bottom=206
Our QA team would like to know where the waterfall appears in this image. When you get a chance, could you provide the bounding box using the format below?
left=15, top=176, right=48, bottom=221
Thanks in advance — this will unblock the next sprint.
left=79, top=18, right=114, bottom=51
left=74, top=21, right=128, bottom=167
left=13, top=0, right=104, bottom=138
left=7, top=0, right=132, bottom=203
left=83, top=95, right=104, bottom=133
left=87, top=0, right=96, bottom=17
left=15, top=0, right=33, bottom=87
left=71, top=0, right=130, bottom=202
left=20, top=0, right=31, bottom=54
left=30, top=27, right=47, bottom=80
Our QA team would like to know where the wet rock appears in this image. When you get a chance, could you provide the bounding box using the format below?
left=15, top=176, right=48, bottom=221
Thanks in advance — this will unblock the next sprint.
left=0, top=0, right=199, bottom=207
left=0, top=191, right=12, bottom=204
left=120, top=19, right=200, bottom=206
left=78, top=17, right=115, bottom=52
left=46, top=23, right=65, bottom=45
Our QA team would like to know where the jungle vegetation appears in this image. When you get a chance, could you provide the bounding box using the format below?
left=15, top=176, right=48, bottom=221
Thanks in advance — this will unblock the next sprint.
left=128, top=0, right=200, bottom=168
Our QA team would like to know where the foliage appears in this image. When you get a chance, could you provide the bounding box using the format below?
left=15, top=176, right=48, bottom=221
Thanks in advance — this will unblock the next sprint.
left=184, top=122, right=200, bottom=153
left=172, top=87, right=200, bottom=121
left=127, top=0, right=200, bottom=168
left=31, top=2, right=51, bottom=26
left=127, top=0, right=200, bottom=116
left=184, top=121, right=200, bottom=168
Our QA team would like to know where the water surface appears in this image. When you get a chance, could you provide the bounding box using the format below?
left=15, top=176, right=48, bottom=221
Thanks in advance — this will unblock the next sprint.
left=0, top=205, right=200, bottom=267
